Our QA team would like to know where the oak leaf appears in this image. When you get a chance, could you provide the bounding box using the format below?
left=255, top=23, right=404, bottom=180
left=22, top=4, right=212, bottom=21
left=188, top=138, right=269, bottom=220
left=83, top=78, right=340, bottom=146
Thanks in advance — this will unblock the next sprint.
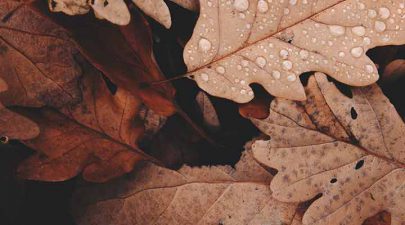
left=185, top=0, right=405, bottom=103
left=49, top=0, right=198, bottom=27
left=71, top=146, right=298, bottom=225
left=252, top=73, right=404, bottom=225
left=0, top=0, right=82, bottom=108
left=16, top=62, right=151, bottom=182
left=0, top=78, right=39, bottom=141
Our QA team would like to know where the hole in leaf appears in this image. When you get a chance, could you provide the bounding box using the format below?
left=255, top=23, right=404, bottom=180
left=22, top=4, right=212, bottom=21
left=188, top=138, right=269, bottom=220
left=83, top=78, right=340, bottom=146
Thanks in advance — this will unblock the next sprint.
left=0, top=136, right=9, bottom=144
left=50, top=0, right=57, bottom=9
left=355, top=159, right=365, bottom=170
left=102, top=75, right=117, bottom=95
left=330, top=178, right=337, bottom=183
left=103, top=0, right=109, bottom=7
left=350, top=107, right=358, bottom=119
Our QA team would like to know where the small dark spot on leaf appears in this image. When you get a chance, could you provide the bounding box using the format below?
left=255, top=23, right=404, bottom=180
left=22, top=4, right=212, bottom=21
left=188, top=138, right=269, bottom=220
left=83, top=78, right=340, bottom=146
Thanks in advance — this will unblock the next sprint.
left=355, top=160, right=364, bottom=170
left=102, top=75, right=117, bottom=95
left=103, top=0, right=109, bottom=7
left=370, top=193, right=375, bottom=200
left=330, top=178, right=337, bottom=183
left=90, top=0, right=95, bottom=4
left=351, top=107, right=358, bottom=119
left=51, top=0, right=57, bottom=9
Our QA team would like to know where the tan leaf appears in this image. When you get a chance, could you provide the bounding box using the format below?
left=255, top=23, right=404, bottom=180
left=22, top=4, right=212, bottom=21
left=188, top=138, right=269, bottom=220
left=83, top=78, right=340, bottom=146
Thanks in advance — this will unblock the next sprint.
left=0, top=78, right=39, bottom=141
left=16, top=61, right=149, bottom=183
left=72, top=146, right=298, bottom=225
left=252, top=73, right=405, bottom=225
left=0, top=1, right=82, bottom=108
left=49, top=0, right=90, bottom=15
left=132, top=0, right=172, bottom=28
left=185, top=0, right=405, bottom=102
left=170, top=0, right=199, bottom=11
left=196, top=91, right=221, bottom=130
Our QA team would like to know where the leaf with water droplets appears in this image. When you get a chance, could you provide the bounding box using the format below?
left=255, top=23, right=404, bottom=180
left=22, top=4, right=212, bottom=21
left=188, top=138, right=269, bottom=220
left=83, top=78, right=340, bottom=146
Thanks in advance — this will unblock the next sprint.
left=252, top=73, right=405, bottom=225
left=185, top=0, right=405, bottom=103
left=71, top=147, right=299, bottom=225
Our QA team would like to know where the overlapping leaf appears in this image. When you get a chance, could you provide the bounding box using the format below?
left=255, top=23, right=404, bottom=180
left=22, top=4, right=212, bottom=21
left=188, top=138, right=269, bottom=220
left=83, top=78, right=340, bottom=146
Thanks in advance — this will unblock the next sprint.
left=252, top=73, right=404, bottom=225
left=49, top=0, right=198, bottom=27
left=185, top=0, right=405, bottom=102
left=72, top=147, right=299, bottom=225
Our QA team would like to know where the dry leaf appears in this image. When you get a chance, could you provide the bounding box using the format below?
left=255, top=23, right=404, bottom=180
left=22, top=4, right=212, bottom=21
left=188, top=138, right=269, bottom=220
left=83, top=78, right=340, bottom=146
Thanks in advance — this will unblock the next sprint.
left=196, top=91, right=221, bottom=131
left=0, top=78, right=39, bottom=141
left=72, top=146, right=298, bottom=225
left=49, top=0, right=198, bottom=27
left=252, top=73, right=404, bottom=225
left=0, top=1, right=82, bottom=108
left=16, top=62, right=150, bottom=182
left=382, top=59, right=405, bottom=83
left=185, top=0, right=405, bottom=102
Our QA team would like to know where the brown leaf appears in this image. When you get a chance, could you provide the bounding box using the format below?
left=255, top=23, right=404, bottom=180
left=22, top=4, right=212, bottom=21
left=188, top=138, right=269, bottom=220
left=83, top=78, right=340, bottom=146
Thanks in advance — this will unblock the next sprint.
left=382, top=59, right=405, bottom=83
left=72, top=146, right=298, bottom=225
left=196, top=91, right=220, bottom=131
left=0, top=1, right=82, bottom=108
left=185, top=0, right=405, bottom=103
left=0, top=78, right=39, bottom=141
left=16, top=59, right=152, bottom=182
left=239, top=97, right=271, bottom=119
left=252, top=73, right=404, bottom=225
left=32, top=1, right=176, bottom=116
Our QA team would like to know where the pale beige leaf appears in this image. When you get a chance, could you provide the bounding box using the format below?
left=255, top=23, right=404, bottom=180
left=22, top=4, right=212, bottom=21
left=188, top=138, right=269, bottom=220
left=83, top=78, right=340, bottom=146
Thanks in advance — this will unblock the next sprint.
left=90, top=0, right=130, bottom=25
left=49, top=0, right=90, bottom=15
left=185, top=0, right=405, bottom=102
left=72, top=147, right=298, bottom=225
left=132, top=0, right=172, bottom=28
left=196, top=91, right=221, bottom=130
left=252, top=73, right=405, bottom=225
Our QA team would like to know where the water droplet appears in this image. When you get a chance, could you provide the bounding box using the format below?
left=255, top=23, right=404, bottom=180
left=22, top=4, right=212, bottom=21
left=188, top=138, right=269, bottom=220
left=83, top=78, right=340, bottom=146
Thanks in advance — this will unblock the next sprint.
left=358, top=3, right=365, bottom=10
left=198, top=38, right=212, bottom=52
left=299, top=50, right=309, bottom=59
left=289, top=0, right=297, bottom=5
left=352, top=26, right=366, bottom=36
left=201, top=73, right=209, bottom=81
left=378, top=7, right=390, bottom=19
left=374, top=21, right=386, bottom=32
left=279, top=49, right=289, bottom=59
left=240, top=80, right=246, bottom=85
left=216, top=66, right=225, bottom=74
left=240, top=89, right=247, bottom=94
left=338, top=51, right=345, bottom=57
left=248, top=90, right=254, bottom=96
left=287, top=74, right=296, bottom=82
left=363, top=37, right=371, bottom=45
left=368, top=9, right=377, bottom=18
left=350, top=47, right=363, bottom=58
left=329, top=25, right=345, bottom=36
left=365, top=64, right=374, bottom=73
left=272, top=70, right=281, bottom=79
left=207, top=1, right=213, bottom=7
left=282, top=60, right=293, bottom=70
left=284, top=8, right=290, bottom=15
left=233, top=0, right=249, bottom=12
left=257, top=0, right=269, bottom=13
left=241, top=60, right=249, bottom=67
left=256, top=56, right=267, bottom=68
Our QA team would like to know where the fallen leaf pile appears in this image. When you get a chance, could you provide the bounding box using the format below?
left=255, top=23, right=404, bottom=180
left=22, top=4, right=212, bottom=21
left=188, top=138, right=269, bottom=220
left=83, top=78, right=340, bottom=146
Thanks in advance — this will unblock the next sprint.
left=253, top=73, right=404, bottom=225
left=0, top=0, right=404, bottom=225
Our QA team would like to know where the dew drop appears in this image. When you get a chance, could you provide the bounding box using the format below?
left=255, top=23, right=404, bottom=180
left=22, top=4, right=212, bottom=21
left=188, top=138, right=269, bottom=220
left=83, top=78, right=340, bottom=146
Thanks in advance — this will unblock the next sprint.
left=240, top=89, right=247, bottom=94
left=287, top=74, right=296, bottom=82
left=368, top=9, right=377, bottom=18
left=363, top=37, right=371, bottom=45
left=378, top=7, right=390, bottom=19
left=256, top=56, right=267, bottom=68
left=289, top=0, right=297, bottom=5
left=279, top=49, right=289, bottom=59
left=374, top=21, right=386, bottom=32
left=352, top=26, right=366, bottom=36
left=329, top=25, right=345, bottom=36
left=272, top=70, right=281, bottom=79
left=284, top=8, right=290, bottom=15
left=338, top=51, right=345, bottom=57
left=198, top=38, right=212, bottom=52
left=248, top=90, right=254, bottom=96
left=201, top=73, right=209, bottom=81
left=216, top=66, right=225, bottom=74
left=257, top=0, right=269, bottom=13
left=299, top=50, right=309, bottom=59
left=241, top=60, right=249, bottom=67
left=233, top=0, right=249, bottom=12
left=350, top=47, right=363, bottom=58
left=240, top=80, right=246, bottom=85
left=282, top=60, right=293, bottom=70
left=365, top=64, right=374, bottom=73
